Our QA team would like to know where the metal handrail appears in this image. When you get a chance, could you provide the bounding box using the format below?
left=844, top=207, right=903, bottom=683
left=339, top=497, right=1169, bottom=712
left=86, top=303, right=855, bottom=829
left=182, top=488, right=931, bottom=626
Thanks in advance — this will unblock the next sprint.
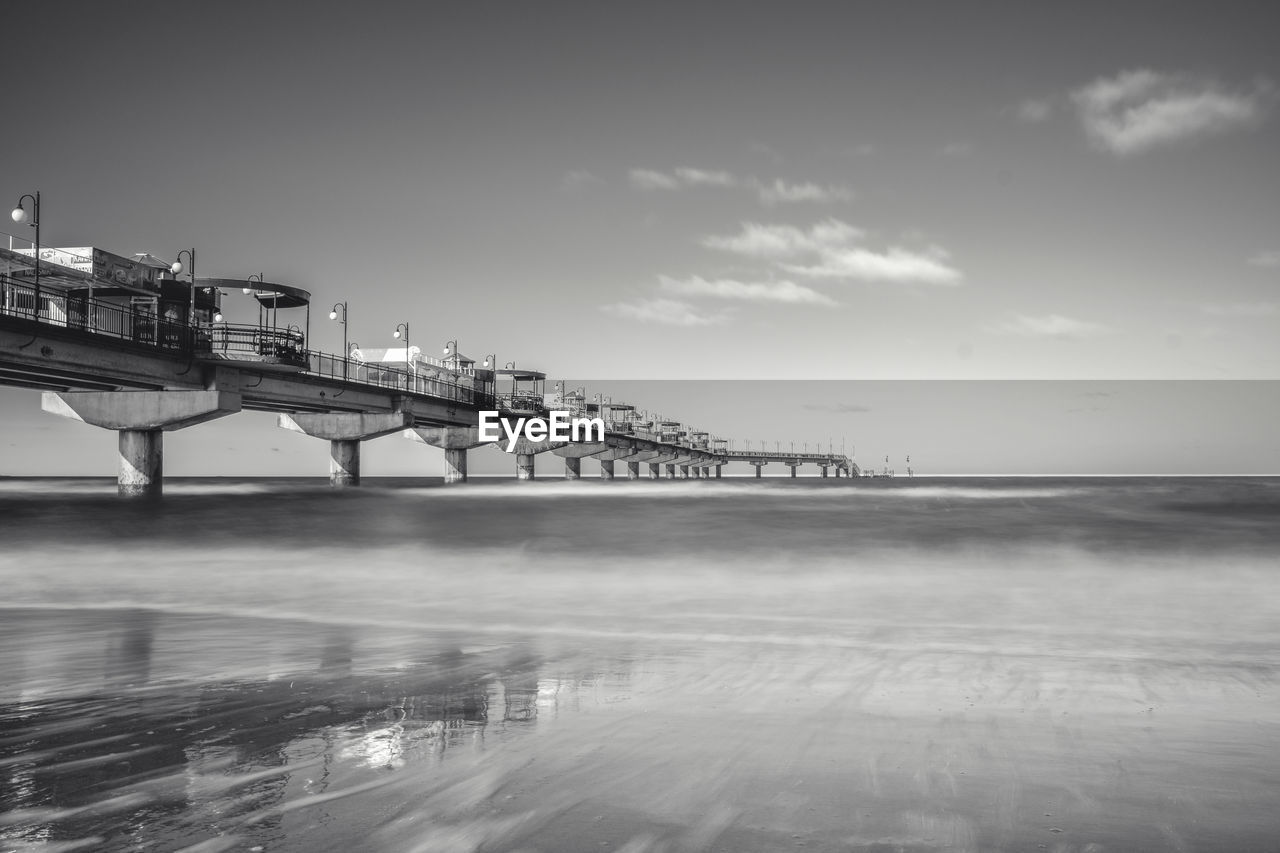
left=0, top=273, right=495, bottom=409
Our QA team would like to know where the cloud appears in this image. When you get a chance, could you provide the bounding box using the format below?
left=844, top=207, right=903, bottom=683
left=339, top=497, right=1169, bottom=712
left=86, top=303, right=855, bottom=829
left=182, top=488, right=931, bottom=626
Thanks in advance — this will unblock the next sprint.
left=701, top=219, right=865, bottom=259
left=703, top=219, right=962, bottom=285
left=657, top=274, right=837, bottom=306
left=1071, top=69, right=1269, bottom=155
left=990, top=314, right=1114, bottom=338
left=1248, top=250, right=1280, bottom=268
left=1199, top=301, right=1278, bottom=317
left=628, top=167, right=852, bottom=205
left=1016, top=98, right=1053, bottom=122
left=803, top=402, right=872, bottom=413
left=601, top=298, right=727, bottom=327
left=782, top=246, right=962, bottom=285
left=673, top=167, right=737, bottom=187
left=758, top=179, right=853, bottom=205
left=561, top=169, right=602, bottom=193
left=629, top=169, right=681, bottom=190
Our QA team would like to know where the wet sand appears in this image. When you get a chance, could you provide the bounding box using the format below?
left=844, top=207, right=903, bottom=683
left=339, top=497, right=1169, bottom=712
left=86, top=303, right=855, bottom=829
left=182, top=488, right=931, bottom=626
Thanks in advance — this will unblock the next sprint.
left=2, top=600, right=1277, bottom=853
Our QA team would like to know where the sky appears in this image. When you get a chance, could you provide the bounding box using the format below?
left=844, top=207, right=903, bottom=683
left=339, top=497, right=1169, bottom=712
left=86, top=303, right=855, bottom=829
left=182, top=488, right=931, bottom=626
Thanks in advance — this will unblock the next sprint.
left=3, top=1, right=1278, bottom=474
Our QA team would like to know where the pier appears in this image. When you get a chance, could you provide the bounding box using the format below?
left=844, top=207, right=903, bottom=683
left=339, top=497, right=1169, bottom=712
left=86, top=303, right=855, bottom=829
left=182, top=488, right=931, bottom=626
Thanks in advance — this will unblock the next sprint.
left=1, top=238, right=857, bottom=496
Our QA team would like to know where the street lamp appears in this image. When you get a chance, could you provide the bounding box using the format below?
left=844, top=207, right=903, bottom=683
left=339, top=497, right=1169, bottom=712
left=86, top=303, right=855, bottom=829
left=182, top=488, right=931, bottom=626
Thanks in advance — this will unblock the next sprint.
left=504, top=361, right=516, bottom=369
left=11, top=191, right=41, bottom=314
left=244, top=273, right=263, bottom=295
left=482, top=353, right=495, bottom=368
left=443, top=339, right=458, bottom=369
left=329, top=302, right=349, bottom=377
left=170, top=248, right=196, bottom=327
left=393, top=322, right=410, bottom=390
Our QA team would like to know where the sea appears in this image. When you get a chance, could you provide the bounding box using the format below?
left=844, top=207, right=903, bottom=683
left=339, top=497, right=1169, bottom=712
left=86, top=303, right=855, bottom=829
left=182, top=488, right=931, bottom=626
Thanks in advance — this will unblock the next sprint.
left=0, top=475, right=1277, bottom=853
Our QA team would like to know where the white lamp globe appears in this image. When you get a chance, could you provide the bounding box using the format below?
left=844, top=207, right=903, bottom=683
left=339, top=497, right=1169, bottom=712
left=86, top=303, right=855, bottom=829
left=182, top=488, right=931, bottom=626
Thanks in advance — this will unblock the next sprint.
left=170, top=261, right=183, bottom=274
left=11, top=207, right=26, bottom=223
left=329, top=310, right=338, bottom=320
left=393, top=329, right=402, bottom=339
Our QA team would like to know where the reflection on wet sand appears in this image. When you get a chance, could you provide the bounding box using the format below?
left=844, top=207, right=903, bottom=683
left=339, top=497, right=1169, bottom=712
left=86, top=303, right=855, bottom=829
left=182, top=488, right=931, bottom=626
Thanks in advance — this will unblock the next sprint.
left=2, top=602, right=1278, bottom=852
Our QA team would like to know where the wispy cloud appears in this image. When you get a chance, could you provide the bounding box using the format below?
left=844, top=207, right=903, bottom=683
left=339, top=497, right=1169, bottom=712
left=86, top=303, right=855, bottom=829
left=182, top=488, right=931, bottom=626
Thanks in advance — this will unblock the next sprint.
left=803, top=402, right=872, bottom=413
left=628, top=167, right=853, bottom=205
left=629, top=168, right=682, bottom=191
left=561, top=169, right=602, bottom=193
left=990, top=314, right=1114, bottom=338
left=703, top=219, right=962, bottom=285
left=782, top=246, right=961, bottom=285
left=1199, top=301, right=1278, bottom=317
left=1016, top=98, right=1053, bottom=123
left=701, top=219, right=864, bottom=259
left=601, top=298, right=727, bottom=327
left=1248, top=250, right=1280, bottom=268
left=758, top=179, right=852, bottom=205
left=657, top=274, right=837, bottom=306
left=673, top=167, right=737, bottom=187
left=1070, top=69, right=1270, bottom=155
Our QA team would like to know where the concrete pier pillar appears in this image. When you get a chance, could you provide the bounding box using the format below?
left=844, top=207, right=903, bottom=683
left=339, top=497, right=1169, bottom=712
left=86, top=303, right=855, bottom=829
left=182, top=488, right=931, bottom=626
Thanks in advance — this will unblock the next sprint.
left=43, top=390, right=242, bottom=499
left=330, top=439, right=361, bottom=487
left=715, top=465, right=722, bottom=479
left=752, top=463, right=764, bottom=478
left=679, top=464, right=690, bottom=479
left=627, top=460, right=640, bottom=480
left=600, top=459, right=615, bottom=480
left=565, top=456, right=581, bottom=480
left=118, top=429, right=162, bottom=499
left=443, top=448, right=467, bottom=484
left=516, top=453, right=536, bottom=480
left=649, top=462, right=661, bottom=479
left=820, top=466, right=829, bottom=478
left=407, top=426, right=484, bottom=484
left=789, top=464, right=799, bottom=478
left=665, top=463, right=676, bottom=479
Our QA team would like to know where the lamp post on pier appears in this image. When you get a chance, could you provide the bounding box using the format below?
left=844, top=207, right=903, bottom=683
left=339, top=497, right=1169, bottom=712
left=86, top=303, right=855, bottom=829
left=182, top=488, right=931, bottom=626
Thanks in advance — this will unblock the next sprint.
left=443, top=339, right=459, bottom=370
left=393, top=322, right=410, bottom=391
left=329, top=302, right=348, bottom=377
left=11, top=191, right=41, bottom=315
left=169, top=249, right=198, bottom=352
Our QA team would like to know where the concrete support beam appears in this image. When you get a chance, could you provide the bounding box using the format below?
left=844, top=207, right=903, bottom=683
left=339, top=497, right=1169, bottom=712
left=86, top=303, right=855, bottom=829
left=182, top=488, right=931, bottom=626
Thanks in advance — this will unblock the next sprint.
left=787, top=463, right=800, bottom=478
left=565, top=456, right=581, bottom=480
left=43, top=390, right=242, bottom=499
left=43, top=390, right=242, bottom=432
left=715, top=465, right=723, bottom=479
left=626, top=460, right=640, bottom=480
left=679, top=464, right=690, bottom=479
left=600, top=459, right=615, bottom=480
left=752, top=462, right=765, bottom=478
left=665, top=463, right=676, bottom=479
left=648, top=462, right=661, bottom=479
left=282, top=411, right=413, bottom=442
left=821, top=466, right=829, bottom=478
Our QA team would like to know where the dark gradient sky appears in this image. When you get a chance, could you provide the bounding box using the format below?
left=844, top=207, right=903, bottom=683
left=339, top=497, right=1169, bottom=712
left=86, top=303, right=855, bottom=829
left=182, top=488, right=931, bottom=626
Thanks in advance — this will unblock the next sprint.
left=3, top=2, right=1278, bottom=473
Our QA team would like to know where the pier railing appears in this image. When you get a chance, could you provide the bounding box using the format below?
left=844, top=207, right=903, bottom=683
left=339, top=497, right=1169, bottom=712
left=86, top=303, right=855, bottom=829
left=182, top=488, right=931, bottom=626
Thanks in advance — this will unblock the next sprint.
left=1, top=273, right=193, bottom=351
left=0, top=273, right=493, bottom=409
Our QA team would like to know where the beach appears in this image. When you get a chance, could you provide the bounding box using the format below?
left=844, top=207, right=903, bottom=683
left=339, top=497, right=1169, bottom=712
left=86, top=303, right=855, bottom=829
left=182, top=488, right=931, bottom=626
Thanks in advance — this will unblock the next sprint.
left=1, top=477, right=1278, bottom=851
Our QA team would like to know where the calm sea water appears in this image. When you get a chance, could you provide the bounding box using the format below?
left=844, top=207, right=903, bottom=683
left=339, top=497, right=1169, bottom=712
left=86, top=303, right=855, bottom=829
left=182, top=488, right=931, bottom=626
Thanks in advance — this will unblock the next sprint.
left=1, top=476, right=1278, bottom=852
